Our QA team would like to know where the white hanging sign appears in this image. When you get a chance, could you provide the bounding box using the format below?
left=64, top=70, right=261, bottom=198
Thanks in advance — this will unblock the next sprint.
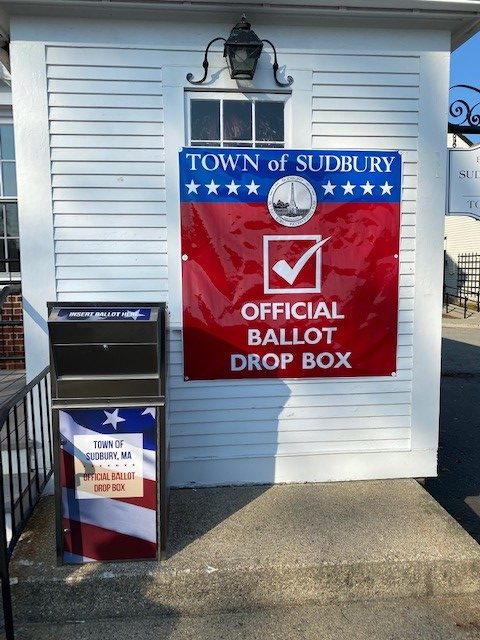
left=448, top=147, right=480, bottom=219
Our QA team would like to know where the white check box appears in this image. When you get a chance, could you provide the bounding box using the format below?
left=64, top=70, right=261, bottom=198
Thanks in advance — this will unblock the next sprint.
left=263, top=235, right=328, bottom=294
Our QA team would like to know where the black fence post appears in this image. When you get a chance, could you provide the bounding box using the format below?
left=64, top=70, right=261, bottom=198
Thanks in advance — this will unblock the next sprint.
left=0, top=453, right=15, bottom=640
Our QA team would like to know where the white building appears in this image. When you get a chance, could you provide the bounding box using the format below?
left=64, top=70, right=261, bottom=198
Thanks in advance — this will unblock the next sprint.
left=2, top=0, right=480, bottom=487
left=444, top=133, right=480, bottom=294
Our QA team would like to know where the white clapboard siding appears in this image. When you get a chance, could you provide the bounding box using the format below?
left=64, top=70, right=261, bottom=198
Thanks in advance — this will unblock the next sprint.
left=50, top=135, right=165, bottom=148
left=169, top=54, right=419, bottom=468
left=53, top=201, right=165, bottom=214
left=56, top=253, right=167, bottom=266
left=47, top=78, right=164, bottom=94
left=47, top=46, right=167, bottom=301
left=49, top=108, right=164, bottom=123
left=170, top=440, right=410, bottom=462
left=54, top=214, right=167, bottom=227
left=52, top=161, right=165, bottom=175
left=51, top=148, right=164, bottom=161
left=50, top=122, right=164, bottom=135
left=172, top=415, right=411, bottom=436
left=47, top=44, right=419, bottom=482
left=57, top=291, right=165, bottom=302
left=47, top=64, right=164, bottom=80
left=444, top=215, right=480, bottom=291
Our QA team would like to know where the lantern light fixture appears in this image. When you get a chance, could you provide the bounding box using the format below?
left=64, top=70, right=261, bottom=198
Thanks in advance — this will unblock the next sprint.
left=186, top=15, right=293, bottom=87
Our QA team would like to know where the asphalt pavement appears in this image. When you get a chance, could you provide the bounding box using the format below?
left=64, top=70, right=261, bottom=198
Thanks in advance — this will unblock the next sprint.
left=425, top=322, right=480, bottom=543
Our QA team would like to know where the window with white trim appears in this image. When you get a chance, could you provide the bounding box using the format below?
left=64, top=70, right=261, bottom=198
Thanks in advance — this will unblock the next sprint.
left=187, top=93, right=288, bottom=148
left=0, top=121, right=19, bottom=281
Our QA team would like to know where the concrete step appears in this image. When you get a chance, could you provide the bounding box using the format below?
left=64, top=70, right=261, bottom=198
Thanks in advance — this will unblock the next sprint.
left=9, top=479, right=480, bottom=624
left=14, top=595, right=480, bottom=640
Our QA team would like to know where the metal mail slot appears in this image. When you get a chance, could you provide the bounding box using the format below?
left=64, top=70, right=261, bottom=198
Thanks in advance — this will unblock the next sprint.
left=52, top=343, right=158, bottom=377
left=54, top=376, right=160, bottom=400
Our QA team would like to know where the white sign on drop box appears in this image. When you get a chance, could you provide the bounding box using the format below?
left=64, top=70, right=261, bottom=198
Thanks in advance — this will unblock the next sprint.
left=73, top=433, right=144, bottom=499
left=448, top=147, right=480, bottom=219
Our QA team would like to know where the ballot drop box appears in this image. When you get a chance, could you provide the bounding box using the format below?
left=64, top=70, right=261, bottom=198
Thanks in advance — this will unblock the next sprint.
left=47, top=302, right=168, bottom=564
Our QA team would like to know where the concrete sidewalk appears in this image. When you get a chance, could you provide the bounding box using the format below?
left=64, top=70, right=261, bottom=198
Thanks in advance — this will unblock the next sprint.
left=443, top=306, right=480, bottom=329
left=11, top=479, right=480, bottom=625
left=424, top=324, right=480, bottom=545
left=15, top=595, right=480, bottom=640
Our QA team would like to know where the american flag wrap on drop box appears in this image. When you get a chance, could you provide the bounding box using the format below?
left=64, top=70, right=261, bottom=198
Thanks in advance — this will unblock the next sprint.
left=59, top=407, right=157, bottom=563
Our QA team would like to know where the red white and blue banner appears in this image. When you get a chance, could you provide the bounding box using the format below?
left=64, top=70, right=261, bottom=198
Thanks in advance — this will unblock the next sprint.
left=180, top=148, right=401, bottom=380
left=59, top=407, right=157, bottom=563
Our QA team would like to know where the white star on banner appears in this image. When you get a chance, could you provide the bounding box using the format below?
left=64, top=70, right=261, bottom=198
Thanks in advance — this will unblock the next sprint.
left=246, top=180, right=260, bottom=195
left=360, top=181, right=374, bottom=195
left=342, top=181, right=355, bottom=195
left=142, top=407, right=156, bottom=418
left=103, top=409, right=126, bottom=430
left=186, top=179, right=200, bottom=194
left=380, top=181, right=393, bottom=195
left=226, top=180, right=240, bottom=195
left=322, top=180, right=336, bottom=195
left=206, top=179, right=220, bottom=195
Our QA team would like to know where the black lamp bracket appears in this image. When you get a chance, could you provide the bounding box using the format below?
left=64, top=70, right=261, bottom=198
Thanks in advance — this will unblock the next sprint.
left=186, top=21, right=294, bottom=87
left=186, top=37, right=226, bottom=85
left=261, top=39, right=293, bottom=87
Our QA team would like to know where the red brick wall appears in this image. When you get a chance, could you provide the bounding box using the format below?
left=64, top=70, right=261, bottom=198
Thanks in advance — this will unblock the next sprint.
left=1, top=293, right=25, bottom=370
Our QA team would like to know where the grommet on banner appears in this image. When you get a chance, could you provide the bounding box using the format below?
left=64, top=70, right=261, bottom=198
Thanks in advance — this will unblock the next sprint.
left=394, top=254, right=399, bottom=259
left=182, top=255, right=188, bottom=261
left=391, top=372, right=396, bottom=377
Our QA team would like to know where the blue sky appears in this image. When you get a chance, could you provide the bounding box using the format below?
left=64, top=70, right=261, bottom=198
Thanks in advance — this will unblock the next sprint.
left=451, top=34, right=480, bottom=85
left=450, top=35, right=480, bottom=142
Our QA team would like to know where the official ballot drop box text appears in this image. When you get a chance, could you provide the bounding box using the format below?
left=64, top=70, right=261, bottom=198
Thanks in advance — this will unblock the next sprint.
left=47, top=302, right=168, bottom=564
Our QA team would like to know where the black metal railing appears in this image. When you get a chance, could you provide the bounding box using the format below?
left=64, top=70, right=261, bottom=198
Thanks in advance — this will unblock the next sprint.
left=444, top=285, right=480, bottom=319
left=0, top=367, right=52, bottom=640
left=457, top=252, right=480, bottom=297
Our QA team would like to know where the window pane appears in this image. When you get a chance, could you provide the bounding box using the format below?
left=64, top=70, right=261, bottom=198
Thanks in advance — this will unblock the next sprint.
left=7, top=238, right=20, bottom=272
left=191, top=141, right=220, bottom=147
left=0, top=241, right=5, bottom=272
left=191, top=100, right=220, bottom=141
left=6, top=203, right=18, bottom=237
left=2, top=162, right=17, bottom=197
left=224, top=101, right=252, bottom=141
left=256, top=142, right=284, bottom=148
left=225, top=142, right=251, bottom=148
left=255, top=102, right=284, bottom=142
left=0, top=125, right=15, bottom=160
